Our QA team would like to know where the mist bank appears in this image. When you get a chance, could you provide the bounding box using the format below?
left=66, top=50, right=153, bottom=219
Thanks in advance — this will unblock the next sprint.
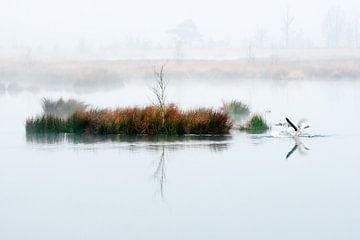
left=2, top=47, right=360, bottom=60
left=1, top=57, right=360, bottom=93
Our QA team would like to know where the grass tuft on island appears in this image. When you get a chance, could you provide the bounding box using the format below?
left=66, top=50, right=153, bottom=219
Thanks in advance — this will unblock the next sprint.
left=240, top=114, right=270, bottom=134
left=221, top=100, right=250, bottom=124
left=41, top=98, right=88, bottom=119
left=222, top=100, right=250, bottom=117
left=26, top=104, right=232, bottom=135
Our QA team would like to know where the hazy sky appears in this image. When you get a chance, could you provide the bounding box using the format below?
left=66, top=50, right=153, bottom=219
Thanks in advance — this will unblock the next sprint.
left=1, top=0, right=360, bottom=47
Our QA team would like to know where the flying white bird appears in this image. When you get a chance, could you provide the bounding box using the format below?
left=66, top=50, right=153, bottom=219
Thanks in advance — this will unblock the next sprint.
left=272, top=117, right=311, bottom=158
left=285, top=117, right=310, bottom=137
left=272, top=117, right=310, bottom=138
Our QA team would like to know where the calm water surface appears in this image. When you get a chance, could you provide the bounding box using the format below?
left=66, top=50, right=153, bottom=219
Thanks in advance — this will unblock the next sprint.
left=0, top=79, right=359, bottom=239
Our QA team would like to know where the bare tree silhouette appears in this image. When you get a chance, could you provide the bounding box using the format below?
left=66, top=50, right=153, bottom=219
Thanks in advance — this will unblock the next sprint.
left=152, top=65, right=167, bottom=128
left=167, top=19, right=202, bottom=60
left=282, top=7, right=294, bottom=48
left=323, top=6, right=346, bottom=48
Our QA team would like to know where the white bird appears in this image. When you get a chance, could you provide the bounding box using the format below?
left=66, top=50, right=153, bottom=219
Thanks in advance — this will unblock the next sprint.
left=285, top=117, right=310, bottom=137
left=272, top=117, right=310, bottom=138
left=273, top=117, right=311, bottom=158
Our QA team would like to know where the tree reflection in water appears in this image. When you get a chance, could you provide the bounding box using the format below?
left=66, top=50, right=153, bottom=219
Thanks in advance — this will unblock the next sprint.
left=152, top=145, right=166, bottom=199
left=26, top=133, right=231, bottom=199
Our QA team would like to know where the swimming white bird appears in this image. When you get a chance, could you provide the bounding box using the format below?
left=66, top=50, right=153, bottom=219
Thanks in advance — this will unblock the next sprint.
left=285, top=117, right=310, bottom=137
left=272, top=117, right=310, bottom=138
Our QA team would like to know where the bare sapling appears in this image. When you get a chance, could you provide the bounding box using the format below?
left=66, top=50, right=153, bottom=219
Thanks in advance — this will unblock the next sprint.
left=152, top=65, right=167, bottom=127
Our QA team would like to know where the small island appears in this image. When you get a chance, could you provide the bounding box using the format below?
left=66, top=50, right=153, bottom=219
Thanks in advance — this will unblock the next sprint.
left=26, top=67, right=269, bottom=135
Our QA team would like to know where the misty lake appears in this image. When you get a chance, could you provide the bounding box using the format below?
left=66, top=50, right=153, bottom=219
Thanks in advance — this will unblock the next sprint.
left=1, top=79, right=360, bottom=239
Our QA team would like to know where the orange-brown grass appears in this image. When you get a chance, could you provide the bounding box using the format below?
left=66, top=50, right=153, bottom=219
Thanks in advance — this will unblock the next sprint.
left=26, top=104, right=232, bottom=135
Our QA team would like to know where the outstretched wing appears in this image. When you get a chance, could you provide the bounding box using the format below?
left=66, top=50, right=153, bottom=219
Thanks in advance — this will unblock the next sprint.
left=297, top=118, right=307, bottom=127
left=286, top=117, right=298, bottom=131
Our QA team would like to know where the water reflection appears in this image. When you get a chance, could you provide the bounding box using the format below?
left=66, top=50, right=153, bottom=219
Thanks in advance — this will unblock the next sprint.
left=152, top=145, right=166, bottom=199
left=26, top=133, right=231, bottom=151
left=26, top=133, right=231, bottom=199
left=247, top=133, right=314, bottom=160
left=285, top=137, right=310, bottom=159
left=149, top=142, right=228, bottom=200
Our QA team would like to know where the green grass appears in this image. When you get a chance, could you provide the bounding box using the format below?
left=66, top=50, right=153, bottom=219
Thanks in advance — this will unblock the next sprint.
left=222, top=100, right=250, bottom=122
left=26, top=104, right=232, bottom=135
left=26, top=115, right=66, bottom=134
left=222, top=100, right=250, bottom=116
left=241, top=114, right=270, bottom=134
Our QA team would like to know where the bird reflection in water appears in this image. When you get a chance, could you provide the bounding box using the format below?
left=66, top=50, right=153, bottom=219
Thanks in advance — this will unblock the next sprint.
left=286, top=136, right=310, bottom=159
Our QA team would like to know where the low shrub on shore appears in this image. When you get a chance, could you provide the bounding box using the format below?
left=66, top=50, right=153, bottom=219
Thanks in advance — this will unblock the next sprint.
left=222, top=100, right=250, bottom=123
left=41, top=98, right=88, bottom=119
left=222, top=100, right=250, bottom=116
left=26, top=104, right=232, bottom=135
left=240, top=114, right=270, bottom=134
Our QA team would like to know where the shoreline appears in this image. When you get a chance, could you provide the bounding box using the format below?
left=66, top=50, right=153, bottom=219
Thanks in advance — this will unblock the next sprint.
left=1, top=58, right=360, bottom=93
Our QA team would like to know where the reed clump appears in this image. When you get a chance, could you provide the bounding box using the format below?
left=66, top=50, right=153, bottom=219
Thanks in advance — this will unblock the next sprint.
left=222, top=100, right=250, bottom=116
left=240, top=114, right=270, bottom=134
left=26, top=104, right=232, bottom=135
left=222, top=100, right=250, bottom=122
left=41, top=98, right=88, bottom=119
left=26, top=115, right=66, bottom=134
left=27, top=66, right=233, bottom=135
